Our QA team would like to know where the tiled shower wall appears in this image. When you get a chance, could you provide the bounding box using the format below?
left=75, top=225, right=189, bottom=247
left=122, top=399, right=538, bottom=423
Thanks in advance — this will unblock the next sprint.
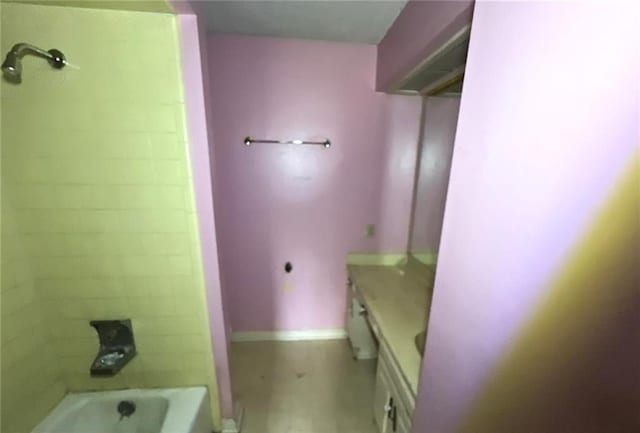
left=1, top=3, right=219, bottom=431
left=1, top=184, right=66, bottom=432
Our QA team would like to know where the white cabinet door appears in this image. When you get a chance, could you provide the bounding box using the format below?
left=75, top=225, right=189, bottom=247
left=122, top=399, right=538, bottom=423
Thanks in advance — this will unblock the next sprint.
left=376, top=342, right=414, bottom=433
left=379, top=341, right=415, bottom=414
left=395, top=402, right=412, bottom=433
left=384, top=395, right=411, bottom=433
left=373, top=364, right=392, bottom=433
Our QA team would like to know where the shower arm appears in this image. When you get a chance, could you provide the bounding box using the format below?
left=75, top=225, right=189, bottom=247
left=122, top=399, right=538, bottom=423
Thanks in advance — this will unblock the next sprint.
left=2, top=42, right=67, bottom=69
left=2, top=42, right=66, bottom=84
left=11, top=43, right=64, bottom=65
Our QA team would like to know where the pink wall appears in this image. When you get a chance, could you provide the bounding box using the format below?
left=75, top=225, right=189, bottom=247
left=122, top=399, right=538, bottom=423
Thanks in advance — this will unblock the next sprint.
left=376, top=0, right=473, bottom=91
left=174, top=9, right=234, bottom=419
left=413, top=2, right=639, bottom=433
left=409, top=96, right=460, bottom=255
left=207, top=35, right=421, bottom=332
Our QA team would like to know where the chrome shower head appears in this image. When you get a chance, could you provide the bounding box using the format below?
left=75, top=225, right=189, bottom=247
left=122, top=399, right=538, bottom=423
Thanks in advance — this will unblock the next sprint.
left=2, top=43, right=66, bottom=84
left=1, top=51, right=23, bottom=83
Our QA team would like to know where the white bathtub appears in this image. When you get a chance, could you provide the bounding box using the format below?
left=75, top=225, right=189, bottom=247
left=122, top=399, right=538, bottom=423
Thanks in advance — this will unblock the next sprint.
left=32, top=387, right=213, bottom=433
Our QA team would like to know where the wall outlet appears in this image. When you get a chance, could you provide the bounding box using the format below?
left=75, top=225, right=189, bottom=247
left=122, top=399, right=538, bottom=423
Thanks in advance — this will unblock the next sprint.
left=365, top=224, right=376, bottom=238
left=282, top=281, right=294, bottom=292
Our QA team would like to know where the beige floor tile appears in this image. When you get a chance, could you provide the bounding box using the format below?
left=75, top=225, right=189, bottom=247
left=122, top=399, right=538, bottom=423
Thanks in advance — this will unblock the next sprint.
left=231, top=340, right=378, bottom=433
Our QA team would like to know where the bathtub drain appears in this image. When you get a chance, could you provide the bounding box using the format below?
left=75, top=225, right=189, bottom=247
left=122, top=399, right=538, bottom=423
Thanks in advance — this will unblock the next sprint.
left=117, top=400, right=136, bottom=421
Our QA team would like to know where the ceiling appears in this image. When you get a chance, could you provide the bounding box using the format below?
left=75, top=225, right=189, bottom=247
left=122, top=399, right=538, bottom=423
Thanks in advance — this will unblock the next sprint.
left=198, top=0, right=409, bottom=44
left=2, top=0, right=408, bottom=44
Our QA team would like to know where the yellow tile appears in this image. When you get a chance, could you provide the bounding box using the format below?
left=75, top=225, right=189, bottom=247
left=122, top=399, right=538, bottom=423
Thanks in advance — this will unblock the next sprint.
left=56, top=338, right=95, bottom=357
left=153, top=160, right=188, bottom=185
left=149, top=134, right=184, bottom=159
left=2, top=4, right=218, bottom=429
left=165, top=255, right=193, bottom=276
left=146, top=105, right=178, bottom=133
left=98, top=133, right=152, bottom=159
left=129, top=296, right=177, bottom=317
left=48, top=319, right=96, bottom=339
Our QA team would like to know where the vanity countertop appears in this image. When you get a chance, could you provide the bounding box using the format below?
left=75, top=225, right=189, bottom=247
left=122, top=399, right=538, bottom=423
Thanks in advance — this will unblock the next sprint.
left=347, top=263, right=435, bottom=396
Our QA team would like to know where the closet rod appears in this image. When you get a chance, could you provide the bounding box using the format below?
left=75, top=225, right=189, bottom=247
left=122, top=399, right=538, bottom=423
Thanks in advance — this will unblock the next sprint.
left=243, top=136, right=331, bottom=148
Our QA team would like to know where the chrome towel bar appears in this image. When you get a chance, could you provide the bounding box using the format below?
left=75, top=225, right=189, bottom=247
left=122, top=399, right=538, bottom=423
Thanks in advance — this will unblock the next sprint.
left=243, top=136, right=331, bottom=148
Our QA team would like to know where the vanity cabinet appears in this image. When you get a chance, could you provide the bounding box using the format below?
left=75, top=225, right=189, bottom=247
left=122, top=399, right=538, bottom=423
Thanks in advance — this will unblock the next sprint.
left=374, top=341, right=414, bottom=433
left=373, top=363, right=392, bottom=432
left=346, top=280, right=379, bottom=359
left=346, top=264, right=426, bottom=433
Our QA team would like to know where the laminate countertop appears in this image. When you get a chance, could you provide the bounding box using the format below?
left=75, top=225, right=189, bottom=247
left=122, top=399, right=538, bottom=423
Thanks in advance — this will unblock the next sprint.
left=347, top=263, right=435, bottom=396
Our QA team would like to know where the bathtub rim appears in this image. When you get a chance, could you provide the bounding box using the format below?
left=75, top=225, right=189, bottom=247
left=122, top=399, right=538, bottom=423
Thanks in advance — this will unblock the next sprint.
left=31, top=386, right=211, bottom=433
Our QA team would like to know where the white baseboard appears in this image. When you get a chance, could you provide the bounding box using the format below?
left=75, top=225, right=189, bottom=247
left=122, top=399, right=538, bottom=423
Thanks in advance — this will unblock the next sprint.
left=231, top=329, right=348, bottom=342
left=346, top=253, right=408, bottom=266
left=221, top=418, right=239, bottom=433
left=411, top=252, right=438, bottom=265
left=221, top=401, right=244, bottom=433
